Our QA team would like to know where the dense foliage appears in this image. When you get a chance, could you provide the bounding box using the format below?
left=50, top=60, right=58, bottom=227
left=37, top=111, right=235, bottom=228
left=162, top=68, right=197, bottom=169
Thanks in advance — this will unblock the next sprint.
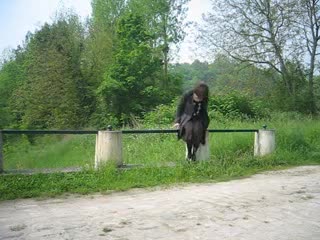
left=0, top=0, right=319, bottom=131
left=197, top=0, right=320, bottom=114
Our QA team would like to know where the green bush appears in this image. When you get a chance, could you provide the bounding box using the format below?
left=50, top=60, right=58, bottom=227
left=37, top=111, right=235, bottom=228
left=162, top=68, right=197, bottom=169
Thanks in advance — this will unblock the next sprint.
left=143, top=99, right=178, bottom=126
left=143, top=91, right=269, bottom=127
left=209, top=91, right=268, bottom=120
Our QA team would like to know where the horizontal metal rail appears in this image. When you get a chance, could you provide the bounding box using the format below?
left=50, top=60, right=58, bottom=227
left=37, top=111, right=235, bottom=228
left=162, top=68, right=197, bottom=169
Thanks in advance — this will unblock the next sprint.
left=0, top=128, right=260, bottom=173
left=122, top=129, right=178, bottom=134
left=122, top=129, right=258, bottom=134
left=209, top=129, right=258, bottom=133
left=2, top=130, right=98, bottom=134
left=2, top=129, right=259, bottom=135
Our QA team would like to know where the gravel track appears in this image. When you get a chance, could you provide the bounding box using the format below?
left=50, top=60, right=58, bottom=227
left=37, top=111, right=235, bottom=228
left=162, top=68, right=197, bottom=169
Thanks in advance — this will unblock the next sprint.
left=1, top=166, right=320, bottom=240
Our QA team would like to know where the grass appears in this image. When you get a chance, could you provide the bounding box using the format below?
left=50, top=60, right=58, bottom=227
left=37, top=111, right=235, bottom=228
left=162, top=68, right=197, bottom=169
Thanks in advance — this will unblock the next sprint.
left=0, top=159, right=286, bottom=201
left=1, top=114, right=320, bottom=201
left=3, top=135, right=95, bottom=169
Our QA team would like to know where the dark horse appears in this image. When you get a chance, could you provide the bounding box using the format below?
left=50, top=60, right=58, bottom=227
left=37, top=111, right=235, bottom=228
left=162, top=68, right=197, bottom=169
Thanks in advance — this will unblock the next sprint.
left=181, top=115, right=205, bottom=161
left=175, top=82, right=209, bottom=161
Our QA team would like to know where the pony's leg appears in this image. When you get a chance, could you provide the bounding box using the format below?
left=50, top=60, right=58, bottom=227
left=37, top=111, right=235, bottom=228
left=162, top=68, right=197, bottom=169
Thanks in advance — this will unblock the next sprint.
left=186, top=142, right=193, bottom=161
left=191, top=147, right=196, bottom=161
left=201, top=129, right=206, bottom=145
left=185, top=143, right=188, bottom=160
left=192, top=145, right=199, bottom=161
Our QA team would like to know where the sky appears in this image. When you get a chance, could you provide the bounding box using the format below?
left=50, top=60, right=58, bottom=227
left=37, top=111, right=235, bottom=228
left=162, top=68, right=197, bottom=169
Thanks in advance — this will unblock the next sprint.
left=0, top=0, right=212, bottom=63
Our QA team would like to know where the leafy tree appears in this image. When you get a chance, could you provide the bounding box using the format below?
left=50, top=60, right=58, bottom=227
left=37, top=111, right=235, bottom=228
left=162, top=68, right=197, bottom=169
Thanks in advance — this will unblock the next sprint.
left=10, top=15, right=90, bottom=129
left=82, top=0, right=128, bottom=123
left=170, top=62, right=194, bottom=90
left=83, top=0, right=127, bottom=87
left=129, top=0, right=190, bottom=87
left=269, top=61, right=310, bottom=112
left=197, top=0, right=320, bottom=113
left=0, top=46, right=28, bottom=128
left=197, top=1, right=301, bottom=97
left=295, top=0, right=320, bottom=113
left=171, top=55, right=275, bottom=98
left=91, top=0, right=127, bottom=28
left=98, top=13, right=162, bottom=124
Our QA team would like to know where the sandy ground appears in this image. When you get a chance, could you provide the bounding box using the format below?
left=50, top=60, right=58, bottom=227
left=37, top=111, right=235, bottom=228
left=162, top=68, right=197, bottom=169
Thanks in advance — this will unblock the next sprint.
left=0, top=166, right=320, bottom=240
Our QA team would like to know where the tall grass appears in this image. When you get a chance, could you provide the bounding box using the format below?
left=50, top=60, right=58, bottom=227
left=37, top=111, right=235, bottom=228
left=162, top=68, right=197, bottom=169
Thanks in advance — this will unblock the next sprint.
left=3, top=135, right=95, bottom=169
left=3, top=114, right=320, bottom=169
left=1, top=113, right=319, bottom=200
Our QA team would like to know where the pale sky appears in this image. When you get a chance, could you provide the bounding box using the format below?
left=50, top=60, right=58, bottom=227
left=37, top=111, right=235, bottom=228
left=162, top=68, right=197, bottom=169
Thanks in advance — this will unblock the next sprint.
left=0, top=0, right=212, bottom=63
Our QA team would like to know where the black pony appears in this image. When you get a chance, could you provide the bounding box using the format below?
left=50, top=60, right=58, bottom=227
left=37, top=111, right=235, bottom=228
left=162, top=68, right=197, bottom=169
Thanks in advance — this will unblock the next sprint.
left=174, top=82, right=209, bottom=161
left=182, top=115, right=205, bottom=161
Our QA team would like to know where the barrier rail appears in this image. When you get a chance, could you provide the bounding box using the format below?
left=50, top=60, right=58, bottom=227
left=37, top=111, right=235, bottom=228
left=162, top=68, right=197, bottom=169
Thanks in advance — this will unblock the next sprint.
left=0, top=127, right=274, bottom=173
left=1, top=129, right=258, bottom=135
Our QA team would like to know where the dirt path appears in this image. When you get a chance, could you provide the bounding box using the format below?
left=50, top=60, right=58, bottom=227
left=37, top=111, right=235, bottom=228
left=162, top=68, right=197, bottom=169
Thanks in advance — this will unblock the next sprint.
left=1, top=166, right=320, bottom=240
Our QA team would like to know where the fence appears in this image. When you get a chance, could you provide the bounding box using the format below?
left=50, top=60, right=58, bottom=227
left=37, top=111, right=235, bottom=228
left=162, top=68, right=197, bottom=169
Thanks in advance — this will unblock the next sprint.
left=0, top=127, right=275, bottom=172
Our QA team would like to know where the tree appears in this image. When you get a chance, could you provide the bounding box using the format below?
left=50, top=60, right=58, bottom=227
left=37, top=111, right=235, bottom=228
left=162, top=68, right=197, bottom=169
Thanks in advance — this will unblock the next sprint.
left=198, top=0, right=300, bottom=96
left=129, top=0, right=190, bottom=87
left=296, top=0, right=320, bottom=113
left=197, top=0, right=320, bottom=113
left=91, top=0, right=127, bottom=28
left=84, top=0, right=127, bottom=87
left=81, top=0, right=128, bottom=122
left=10, top=14, right=90, bottom=129
left=171, top=56, right=276, bottom=98
left=98, top=13, right=162, bottom=124
left=0, top=54, right=26, bottom=128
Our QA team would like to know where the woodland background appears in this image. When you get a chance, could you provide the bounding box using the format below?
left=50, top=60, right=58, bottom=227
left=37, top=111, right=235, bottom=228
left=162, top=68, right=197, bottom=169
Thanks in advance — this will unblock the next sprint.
left=0, top=0, right=319, bottom=130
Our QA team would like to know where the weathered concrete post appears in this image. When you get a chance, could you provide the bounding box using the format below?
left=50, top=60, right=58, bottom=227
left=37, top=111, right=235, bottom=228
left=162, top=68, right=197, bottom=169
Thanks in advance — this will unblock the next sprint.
left=254, top=128, right=276, bottom=157
left=185, top=131, right=210, bottom=161
left=95, top=128, right=123, bottom=169
left=196, top=131, right=210, bottom=161
left=0, top=130, right=3, bottom=173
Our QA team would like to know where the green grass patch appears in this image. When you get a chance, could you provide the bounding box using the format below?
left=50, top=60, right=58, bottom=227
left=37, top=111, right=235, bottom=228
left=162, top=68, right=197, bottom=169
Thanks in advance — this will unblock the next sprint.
left=3, top=135, right=95, bottom=169
left=1, top=115, right=320, bottom=200
left=1, top=153, right=318, bottom=201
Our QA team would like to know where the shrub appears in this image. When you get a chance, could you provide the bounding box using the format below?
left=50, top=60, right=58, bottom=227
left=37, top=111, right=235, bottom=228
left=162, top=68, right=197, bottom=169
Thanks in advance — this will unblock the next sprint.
left=143, top=99, right=177, bottom=126
left=209, top=91, right=268, bottom=120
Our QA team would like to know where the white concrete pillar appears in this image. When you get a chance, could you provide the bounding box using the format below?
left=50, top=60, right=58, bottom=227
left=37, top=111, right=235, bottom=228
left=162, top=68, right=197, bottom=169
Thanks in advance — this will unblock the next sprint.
left=254, top=129, right=276, bottom=156
left=95, top=131, right=123, bottom=169
left=196, top=131, right=210, bottom=161
left=185, top=131, right=210, bottom=161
